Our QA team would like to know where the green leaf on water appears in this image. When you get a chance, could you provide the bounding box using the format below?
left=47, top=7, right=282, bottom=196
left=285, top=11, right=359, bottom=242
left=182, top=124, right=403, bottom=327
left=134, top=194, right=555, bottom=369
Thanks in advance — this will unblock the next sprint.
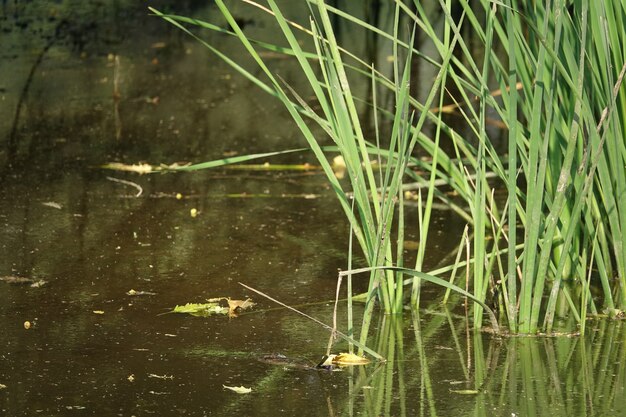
left=171, top=302, right=228, bottom=317
left=170, top=297, right=256, bottom=317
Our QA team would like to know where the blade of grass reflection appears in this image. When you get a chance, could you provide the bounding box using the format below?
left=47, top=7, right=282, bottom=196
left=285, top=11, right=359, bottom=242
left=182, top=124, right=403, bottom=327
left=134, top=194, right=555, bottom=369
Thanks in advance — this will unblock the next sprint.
left=394, top=317, right=408, bottom=417
left=542, top=338, right=567, bottom=412
left=443, top=306, right=470, bottom=381
left=518, top=339, right=539, bottom=417
left=411, top=311, right=439, bottom=417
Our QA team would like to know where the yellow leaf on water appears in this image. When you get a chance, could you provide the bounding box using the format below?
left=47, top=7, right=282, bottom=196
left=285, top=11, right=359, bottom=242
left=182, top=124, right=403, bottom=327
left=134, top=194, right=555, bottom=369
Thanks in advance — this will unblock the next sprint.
left=172, top=302, right=228, bottom=317
left=332, top=353, right=371, bottom=365
left=223, top=385, right=252, bottom=394
left=93, top=310, right=105, bottom=315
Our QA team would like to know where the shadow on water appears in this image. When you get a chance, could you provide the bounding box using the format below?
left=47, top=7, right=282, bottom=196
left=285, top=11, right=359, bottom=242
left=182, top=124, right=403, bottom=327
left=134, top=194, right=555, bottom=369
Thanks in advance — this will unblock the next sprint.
left=1, top=1, right=625, bottom=416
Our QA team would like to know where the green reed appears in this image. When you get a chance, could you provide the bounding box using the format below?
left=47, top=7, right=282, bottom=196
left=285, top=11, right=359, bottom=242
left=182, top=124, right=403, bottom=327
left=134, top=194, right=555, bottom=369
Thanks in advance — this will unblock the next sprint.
left=150, top=1, right=465, bottom=333
left=426, top=0, right=626, bottom=333
left=152, top=0, right=626, bottom=335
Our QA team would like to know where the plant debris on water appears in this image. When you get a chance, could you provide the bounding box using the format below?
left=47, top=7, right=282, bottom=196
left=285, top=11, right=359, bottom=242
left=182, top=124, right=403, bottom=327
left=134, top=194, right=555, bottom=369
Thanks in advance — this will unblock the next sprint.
left=101, top=162, right=191, bottom=174
left=222, top=385, right=252, bottom=394
left=170, top=297, right=255, bottom=317
left=317, top=353, right=371, bottom=368
left=0, top=276, right=46, bottom=287
left=126, top=289, right=157, bottom=296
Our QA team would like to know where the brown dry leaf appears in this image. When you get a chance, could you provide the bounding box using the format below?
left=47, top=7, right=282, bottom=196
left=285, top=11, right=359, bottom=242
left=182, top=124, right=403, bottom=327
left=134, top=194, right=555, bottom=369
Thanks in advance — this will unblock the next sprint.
left=227, top=298, right=256, bottom=317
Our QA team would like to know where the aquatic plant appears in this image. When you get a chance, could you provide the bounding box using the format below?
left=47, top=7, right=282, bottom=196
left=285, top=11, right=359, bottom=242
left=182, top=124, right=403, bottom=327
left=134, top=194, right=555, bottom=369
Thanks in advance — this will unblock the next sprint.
left=149, top=0, right=470, bottom=347
left=152, top=0, right=626, bottom=336
left=417, top=0, right=626, bottom=334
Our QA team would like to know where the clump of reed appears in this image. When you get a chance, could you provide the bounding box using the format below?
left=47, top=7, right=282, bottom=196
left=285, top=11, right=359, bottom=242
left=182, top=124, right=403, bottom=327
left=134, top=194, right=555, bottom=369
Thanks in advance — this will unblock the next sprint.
left=152, top=0, right=626, bottom=337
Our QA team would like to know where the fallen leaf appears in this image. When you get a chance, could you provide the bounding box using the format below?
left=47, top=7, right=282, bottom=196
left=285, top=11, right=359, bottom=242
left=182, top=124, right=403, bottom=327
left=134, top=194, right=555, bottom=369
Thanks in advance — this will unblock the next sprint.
left=331, top=353, right=371, bottom=366
left=148, top=374, right=174, bottom=380
left=227, top=298, right=256, bottom=317
left=171, top=298, right=255, bottom=317
left=93, top=310, right=105, bottom=315
left=0, top=384, right=6, bottom=390
left=127, top=289, right=157, bottom=296
left=42, top=201, right=62, bottom=209
left=30, top=280, right=47, bottom=288
left=23, top=321, right=31, bottom=330
left=127, top=374, right=135, bottom=382
left=171, top=302, right=228, bottom=317
left=223, top=385, right=252, bottom=394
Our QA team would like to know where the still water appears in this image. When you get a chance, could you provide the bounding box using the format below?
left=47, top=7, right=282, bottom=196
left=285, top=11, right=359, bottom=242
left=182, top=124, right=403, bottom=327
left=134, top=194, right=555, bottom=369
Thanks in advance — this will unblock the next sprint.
left=1, top=1, right=625, bottom=416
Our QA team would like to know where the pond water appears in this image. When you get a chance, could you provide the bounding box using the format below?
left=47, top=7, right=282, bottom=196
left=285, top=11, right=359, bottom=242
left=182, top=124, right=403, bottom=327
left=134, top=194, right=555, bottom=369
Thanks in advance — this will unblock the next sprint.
left=1, top=1, right=626, bottom=416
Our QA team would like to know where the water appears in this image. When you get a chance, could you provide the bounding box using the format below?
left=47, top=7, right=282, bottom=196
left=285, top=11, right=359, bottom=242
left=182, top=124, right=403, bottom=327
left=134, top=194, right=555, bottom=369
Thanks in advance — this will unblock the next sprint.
left=1, top=1, right=626, bottom=416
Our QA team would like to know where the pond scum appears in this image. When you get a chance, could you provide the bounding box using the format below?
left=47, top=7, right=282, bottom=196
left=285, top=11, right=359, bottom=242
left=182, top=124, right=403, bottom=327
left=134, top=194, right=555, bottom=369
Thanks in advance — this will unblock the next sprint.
left=151, top=0, right=626, bottom=349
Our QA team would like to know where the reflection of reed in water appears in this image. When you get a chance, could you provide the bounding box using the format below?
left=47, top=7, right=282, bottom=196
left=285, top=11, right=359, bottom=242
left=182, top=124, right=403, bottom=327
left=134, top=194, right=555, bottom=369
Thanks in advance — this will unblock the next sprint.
left=333, top=310, right=626, bottom=417
left=113, top=54, right=122, bottom=140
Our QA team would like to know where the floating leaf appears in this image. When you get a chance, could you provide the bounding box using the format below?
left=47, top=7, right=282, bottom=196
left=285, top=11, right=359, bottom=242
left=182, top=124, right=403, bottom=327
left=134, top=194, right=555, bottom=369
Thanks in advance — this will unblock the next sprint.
left=148, top=374, right=174, bottom=380
left=127, top=289, right=157, bottom=296
left=317, top=353, right=370, bottom=369
left=171, top=298, right=255, bottom=317
left=223, top=385, right=252, bottom=394
left=227, top=298, right=256, bottom=317
left=30, top=280, right=47, bottom=288
left=332, top=353, right=370, bottom=366
left=93, top=310, right=105, bottom=315
left=42, top=201, right=62, bottom=209
left=171, top=302, right=228, bottom=317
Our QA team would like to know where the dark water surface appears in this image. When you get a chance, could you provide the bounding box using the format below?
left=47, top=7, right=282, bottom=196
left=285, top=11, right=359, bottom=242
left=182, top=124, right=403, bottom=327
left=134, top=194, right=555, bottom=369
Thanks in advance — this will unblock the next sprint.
left=1, top=1, right=626, bottom=416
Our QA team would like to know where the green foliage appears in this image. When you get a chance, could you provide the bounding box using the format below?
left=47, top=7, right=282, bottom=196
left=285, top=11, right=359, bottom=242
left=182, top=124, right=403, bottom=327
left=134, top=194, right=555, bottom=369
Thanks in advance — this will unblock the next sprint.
left=152, top=0, right=626, bottom=335
left=171, top=302, right=229, bottom=317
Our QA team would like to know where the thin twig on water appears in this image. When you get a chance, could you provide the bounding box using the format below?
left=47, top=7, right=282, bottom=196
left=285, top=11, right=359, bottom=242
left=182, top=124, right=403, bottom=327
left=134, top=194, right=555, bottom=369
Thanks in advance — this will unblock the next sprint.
left=106, top=176, right=143, bottom=197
